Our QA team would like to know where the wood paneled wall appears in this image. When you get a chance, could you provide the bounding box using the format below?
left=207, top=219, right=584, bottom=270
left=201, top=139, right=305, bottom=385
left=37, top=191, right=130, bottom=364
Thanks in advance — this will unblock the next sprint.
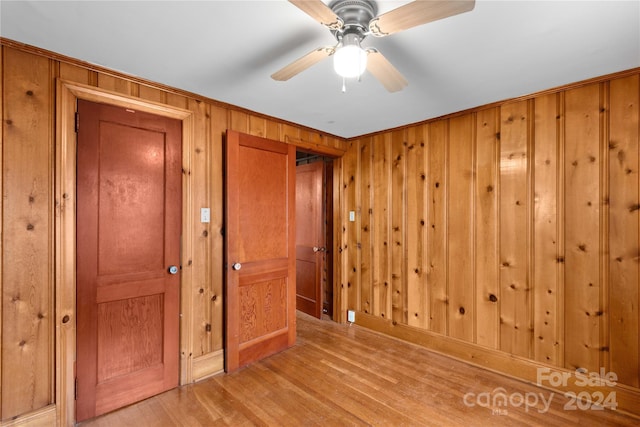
left=336, top=71, right=640, bottom=413
left=0, top=41, right=346, bottom=423
left=3, top=36, right=640, bottom=423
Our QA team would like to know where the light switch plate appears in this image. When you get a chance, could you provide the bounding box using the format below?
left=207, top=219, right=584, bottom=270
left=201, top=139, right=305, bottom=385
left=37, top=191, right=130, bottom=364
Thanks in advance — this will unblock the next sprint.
left=349, top=211, right=355, bottom=222
left=200, top=208, right=210, bottom=223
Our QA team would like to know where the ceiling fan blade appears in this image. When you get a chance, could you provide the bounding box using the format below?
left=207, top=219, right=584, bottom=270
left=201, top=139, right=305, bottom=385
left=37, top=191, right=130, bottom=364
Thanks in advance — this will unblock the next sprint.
left=369, top=0, right=475, bottom=37
left=271, top=47, right=335, bottom=81
left=289, top=0, right=343, bottom=30
left=366, top=48, right=408, bottom=93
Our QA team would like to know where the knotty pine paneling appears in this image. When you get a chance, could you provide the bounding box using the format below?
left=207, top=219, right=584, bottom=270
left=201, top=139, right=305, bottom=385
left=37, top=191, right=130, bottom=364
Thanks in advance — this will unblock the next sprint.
left=474, top=108, right=500, bottom=349
left=189, top=98, right=213, bottom=357
left=371, top=134, right=392, bottom=319
left=447, top=114, right=475, bottom=342
left=390, top=130, right=406, bottom=324
left=608, top=75, right=640, bottom=388
left=359, top=137, right=373, bottom=316
left=338, top=70, right=640, bottom=405
left=499, top=100, right=532, bottom=358
left=564, top=84, right=603, bottom=372
left=342, top=140, right=359, bottom=313
left=97, top=73, right=133, bottom=95
left=4, top=37, right=640, bottom=422
left=532, top=93, right=562, bottom=366
left=209, top=105, right=227, bottom=353
left=0, top=41, right=347, bottom=423
left=59, top=62, right=92, bottom=86
left=405, top=125, right=428, bottom=329
left=427, top=120, right=448, bottom=335
left=2, top=47, right=54, bottom=418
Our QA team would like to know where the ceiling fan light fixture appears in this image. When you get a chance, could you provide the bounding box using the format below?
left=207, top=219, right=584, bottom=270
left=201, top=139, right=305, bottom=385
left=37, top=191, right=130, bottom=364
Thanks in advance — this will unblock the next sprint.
left=276, top=0, right=475, bottom=92
left=333, top=33, right=367, bottom=78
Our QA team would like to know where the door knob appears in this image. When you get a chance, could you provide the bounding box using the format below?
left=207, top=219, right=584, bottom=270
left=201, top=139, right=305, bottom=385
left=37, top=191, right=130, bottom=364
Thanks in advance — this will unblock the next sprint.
left=168, top=265, right=179, bottom=275
left=231, top=262, right=242, bottom=271
left=313, top=247, right=326, bottom=253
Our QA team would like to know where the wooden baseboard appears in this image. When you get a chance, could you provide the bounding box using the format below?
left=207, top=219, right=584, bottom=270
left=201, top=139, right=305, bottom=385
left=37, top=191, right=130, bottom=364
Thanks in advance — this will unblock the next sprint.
left=192, top=350, right=224, bottom=382
left=0, top=351, right=223, bottom=427
left=0, top=405, right=56, bottom=427
left=355, top=311, right=640, bottom=419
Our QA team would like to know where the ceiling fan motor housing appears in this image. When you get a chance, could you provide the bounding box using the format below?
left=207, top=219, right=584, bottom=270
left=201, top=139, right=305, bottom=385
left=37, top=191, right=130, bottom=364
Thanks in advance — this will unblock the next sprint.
left=329, top=0, right=378, bottom=42
left=273, top=0, right=474, bottom=91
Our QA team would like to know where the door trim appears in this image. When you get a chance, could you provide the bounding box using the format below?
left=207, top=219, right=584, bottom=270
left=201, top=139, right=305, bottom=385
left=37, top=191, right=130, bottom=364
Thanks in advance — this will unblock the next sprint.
left=55, top=80, right=194, bottom=426
left=295, top=160, right=324, bottom=319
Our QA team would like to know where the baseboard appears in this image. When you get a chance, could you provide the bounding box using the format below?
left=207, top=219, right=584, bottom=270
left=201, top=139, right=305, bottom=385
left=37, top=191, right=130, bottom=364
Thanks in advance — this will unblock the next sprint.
left=0, top=405, right=56, bottom=427
left=355, top=311, right=640, bottom=419
left=192, top=350, right=224, bottom=382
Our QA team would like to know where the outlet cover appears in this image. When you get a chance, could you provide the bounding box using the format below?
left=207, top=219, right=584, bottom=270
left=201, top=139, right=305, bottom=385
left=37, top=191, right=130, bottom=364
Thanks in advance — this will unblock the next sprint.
left=201, top=207, right=210, bottom=223
left=347, top=310, right=355, bottom=323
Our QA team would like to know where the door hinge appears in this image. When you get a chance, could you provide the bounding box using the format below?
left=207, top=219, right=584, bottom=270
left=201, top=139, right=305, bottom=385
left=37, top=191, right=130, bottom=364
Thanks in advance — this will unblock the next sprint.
left=75, top=112, right=80, bottom=132
left=74, top=377, right=78, bottom=400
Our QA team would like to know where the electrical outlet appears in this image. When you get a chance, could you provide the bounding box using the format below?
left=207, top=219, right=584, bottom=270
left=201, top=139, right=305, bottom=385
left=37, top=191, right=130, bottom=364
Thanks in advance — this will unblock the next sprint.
left=347, top=310, right=355, bottom=323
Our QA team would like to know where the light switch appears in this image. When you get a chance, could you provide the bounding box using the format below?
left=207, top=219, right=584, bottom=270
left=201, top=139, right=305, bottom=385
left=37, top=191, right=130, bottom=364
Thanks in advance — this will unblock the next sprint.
left=201, top=208, right=210, bottom=223
left=349, top=211, right=355, bottom=222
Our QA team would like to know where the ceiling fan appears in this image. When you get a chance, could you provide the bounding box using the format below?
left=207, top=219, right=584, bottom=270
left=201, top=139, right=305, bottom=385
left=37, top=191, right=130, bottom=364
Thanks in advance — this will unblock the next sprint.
left=271, top=0, right=476, bottom=92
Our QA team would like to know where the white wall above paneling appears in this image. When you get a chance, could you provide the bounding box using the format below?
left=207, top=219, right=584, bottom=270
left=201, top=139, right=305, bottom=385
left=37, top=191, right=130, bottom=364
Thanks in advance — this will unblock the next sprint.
left=1, top=1, right=638, bottom=138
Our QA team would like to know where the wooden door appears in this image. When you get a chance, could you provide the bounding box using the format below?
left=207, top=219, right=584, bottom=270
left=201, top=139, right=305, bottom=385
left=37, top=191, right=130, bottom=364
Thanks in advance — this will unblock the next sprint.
left=225, top=130, right=296, bottom=373
left=295, top=161, right=325, bottom=318
left=76, top=100, right=182, bottom=421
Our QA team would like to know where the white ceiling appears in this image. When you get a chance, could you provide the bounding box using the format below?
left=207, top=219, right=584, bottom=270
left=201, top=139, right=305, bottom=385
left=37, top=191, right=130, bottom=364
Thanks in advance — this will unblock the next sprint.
left=1, top=0, right=639, bottom=138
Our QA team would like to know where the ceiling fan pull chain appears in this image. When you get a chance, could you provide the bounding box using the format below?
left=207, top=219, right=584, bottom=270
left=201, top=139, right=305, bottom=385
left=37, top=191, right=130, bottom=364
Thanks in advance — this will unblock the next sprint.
left=342, top=77, right=346, bottom=93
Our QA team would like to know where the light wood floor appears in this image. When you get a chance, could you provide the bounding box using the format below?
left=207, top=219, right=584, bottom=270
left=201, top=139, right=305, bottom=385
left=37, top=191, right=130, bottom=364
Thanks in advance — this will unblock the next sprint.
left=80, top=312, right=638, bottom=426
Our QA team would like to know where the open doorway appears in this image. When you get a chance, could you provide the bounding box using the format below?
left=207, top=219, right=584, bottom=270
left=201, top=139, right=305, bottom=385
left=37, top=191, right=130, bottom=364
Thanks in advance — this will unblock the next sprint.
left=295, top=151, right=334, bottom=319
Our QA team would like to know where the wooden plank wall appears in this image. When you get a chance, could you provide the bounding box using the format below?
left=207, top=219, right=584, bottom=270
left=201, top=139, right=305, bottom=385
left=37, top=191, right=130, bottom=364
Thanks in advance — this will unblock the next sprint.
left=338, top=71, right=640, bottom=395
left=3, top=37, right=639, bottom=422
left=0, top=42, right=346, bottom=421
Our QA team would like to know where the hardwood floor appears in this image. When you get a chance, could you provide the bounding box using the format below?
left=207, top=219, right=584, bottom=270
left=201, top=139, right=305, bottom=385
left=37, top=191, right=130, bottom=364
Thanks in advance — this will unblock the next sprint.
left=80, top=312, right=638, bottom=426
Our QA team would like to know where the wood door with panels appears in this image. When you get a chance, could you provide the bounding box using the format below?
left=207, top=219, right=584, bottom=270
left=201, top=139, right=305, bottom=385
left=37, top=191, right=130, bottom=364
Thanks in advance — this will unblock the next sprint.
left=295, top=160, right=325, bottom=318
left=225, top=130, right=296, bottom=372
left=76, top=100, right=182, bottom=421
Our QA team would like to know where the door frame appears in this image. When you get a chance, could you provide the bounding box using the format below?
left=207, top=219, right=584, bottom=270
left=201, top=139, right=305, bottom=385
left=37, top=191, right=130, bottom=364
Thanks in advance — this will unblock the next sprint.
left=295, top=153, right=338, bottom=320
left=295, top=160, right=324, bottom=319
left=55, top=80, right=194, bottom=426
